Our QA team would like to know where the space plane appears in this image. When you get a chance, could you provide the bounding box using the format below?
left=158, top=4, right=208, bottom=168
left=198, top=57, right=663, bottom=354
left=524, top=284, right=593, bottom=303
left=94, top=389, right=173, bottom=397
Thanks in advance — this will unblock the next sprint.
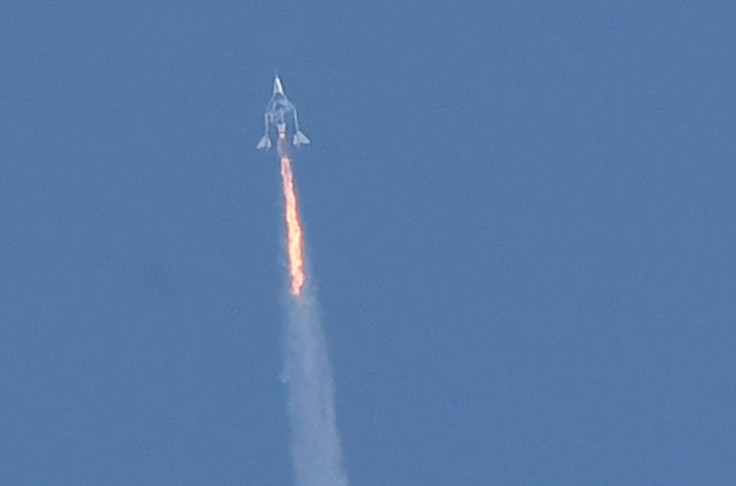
left=257, top=75, right=310, bottom=152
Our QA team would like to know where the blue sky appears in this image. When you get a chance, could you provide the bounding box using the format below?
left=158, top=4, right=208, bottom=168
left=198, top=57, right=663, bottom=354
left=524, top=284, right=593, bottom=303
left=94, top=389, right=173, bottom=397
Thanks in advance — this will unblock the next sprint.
left=2, top=2, right=735, bottom=484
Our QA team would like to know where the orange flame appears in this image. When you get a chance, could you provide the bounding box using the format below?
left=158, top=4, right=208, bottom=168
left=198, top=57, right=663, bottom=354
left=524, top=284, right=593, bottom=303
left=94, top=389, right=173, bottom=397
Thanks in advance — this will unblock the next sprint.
left=280, top=155, right=306, bottom=296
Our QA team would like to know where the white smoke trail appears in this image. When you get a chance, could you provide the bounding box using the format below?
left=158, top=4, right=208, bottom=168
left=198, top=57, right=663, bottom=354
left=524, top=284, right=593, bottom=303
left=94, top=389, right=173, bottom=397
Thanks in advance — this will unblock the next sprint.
left=282, top=286, right=348, bottom=486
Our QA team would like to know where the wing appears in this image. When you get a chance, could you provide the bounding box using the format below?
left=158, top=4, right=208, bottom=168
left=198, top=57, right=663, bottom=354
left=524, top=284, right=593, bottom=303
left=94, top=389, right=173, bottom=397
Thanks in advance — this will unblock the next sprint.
left=293, top=131, right=310, bottom=147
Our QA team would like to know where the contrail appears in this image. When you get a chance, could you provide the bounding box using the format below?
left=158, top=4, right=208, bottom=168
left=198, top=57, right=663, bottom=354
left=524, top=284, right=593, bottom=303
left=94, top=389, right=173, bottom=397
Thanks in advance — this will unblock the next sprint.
left=279, top=153, right=348, bottom=486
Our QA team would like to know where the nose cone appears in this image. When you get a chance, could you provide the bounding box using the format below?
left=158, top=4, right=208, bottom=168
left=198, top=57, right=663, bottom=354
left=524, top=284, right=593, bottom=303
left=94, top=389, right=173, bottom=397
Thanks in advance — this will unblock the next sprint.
left=273, top=75, right=285, bottom=95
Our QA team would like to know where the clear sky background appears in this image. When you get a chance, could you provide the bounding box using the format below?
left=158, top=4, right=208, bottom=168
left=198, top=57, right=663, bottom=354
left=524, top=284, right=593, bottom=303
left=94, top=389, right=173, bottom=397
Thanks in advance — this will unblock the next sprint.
left=2, top=2, right=735, bottom=485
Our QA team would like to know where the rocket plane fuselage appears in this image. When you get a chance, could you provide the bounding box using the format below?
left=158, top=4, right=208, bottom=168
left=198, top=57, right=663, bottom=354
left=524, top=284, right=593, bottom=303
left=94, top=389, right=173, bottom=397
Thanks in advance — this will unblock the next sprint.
left=257, top=75, right=310, bottom=153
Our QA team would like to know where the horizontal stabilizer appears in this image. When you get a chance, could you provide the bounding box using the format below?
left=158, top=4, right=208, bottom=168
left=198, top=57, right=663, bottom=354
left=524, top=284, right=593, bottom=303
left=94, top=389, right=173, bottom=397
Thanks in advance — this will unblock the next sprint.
left=293, top=131, right=310, bottom=147
left=257, top=134, right=271, bottom=151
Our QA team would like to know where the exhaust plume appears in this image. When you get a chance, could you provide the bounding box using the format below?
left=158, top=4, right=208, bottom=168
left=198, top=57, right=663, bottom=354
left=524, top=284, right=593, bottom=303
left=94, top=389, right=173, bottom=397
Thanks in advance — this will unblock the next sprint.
left=278, top=152, right=348, bottom=486
left=280, top=155, right=306, bottom=297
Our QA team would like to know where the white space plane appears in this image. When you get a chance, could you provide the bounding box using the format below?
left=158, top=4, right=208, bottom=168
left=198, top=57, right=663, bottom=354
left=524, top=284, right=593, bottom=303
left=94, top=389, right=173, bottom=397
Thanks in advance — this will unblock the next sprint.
left=257, top=75, right=310, bottom=152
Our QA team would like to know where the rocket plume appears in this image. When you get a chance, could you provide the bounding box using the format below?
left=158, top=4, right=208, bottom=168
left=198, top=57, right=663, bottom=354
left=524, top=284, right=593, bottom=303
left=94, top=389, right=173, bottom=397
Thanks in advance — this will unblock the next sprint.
left=277, top=148, right=348, bottom=486
left=280, top=154, right=306, bottom=297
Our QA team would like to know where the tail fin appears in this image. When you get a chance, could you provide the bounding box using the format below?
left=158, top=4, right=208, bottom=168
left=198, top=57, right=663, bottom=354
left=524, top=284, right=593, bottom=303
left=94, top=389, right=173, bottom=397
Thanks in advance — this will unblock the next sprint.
left=293, top=131, right=310, bottom=147
left=257, top=134, right=272, bottom=151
